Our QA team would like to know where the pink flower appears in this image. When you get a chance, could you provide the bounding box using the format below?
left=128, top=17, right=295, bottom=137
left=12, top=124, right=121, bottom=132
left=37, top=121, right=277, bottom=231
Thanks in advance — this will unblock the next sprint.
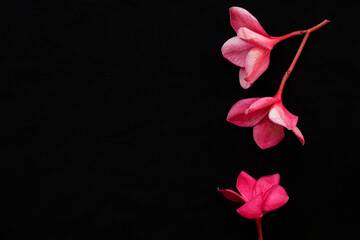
left=222, top=7, right=285, bottom=89
left=218, top=171, right=289, bottom=219
left=227, top=96, right=305, bottom=149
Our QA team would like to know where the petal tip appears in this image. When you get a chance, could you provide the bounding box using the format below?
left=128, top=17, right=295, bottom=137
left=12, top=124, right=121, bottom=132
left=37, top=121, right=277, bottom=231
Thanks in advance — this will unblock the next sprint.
left=292, top=126, right=305, bottom=146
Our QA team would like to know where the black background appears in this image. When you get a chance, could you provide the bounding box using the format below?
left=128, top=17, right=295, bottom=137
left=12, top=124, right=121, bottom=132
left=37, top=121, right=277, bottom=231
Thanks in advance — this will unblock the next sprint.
left=1, top=0, right=360, bottom=239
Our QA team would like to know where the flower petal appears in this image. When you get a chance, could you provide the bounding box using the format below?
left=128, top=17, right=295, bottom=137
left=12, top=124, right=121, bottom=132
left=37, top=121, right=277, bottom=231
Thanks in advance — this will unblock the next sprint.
left=221, top=37, right=254, bottom=67
left=236, top=171, right=256, bottom=202
left=229, top=7, right=269, bottom=36
left=243, top=47, right=270, bottom=87
left=254, top=173, right=280, bottom=196
left=253, top=116, right=284, bottom=149
left=217, top=188, right=245, bottom=203
left=227, top=98, right=269, bottom=127
left=292, top=126, right=305, bottom=145
left=238, top=27, right=280, bottom=50
left=236, top=193, right=264, bottom=219
left=263, top=185, right=289, bottom=212
left=239, top=68, right=252, bottom=89
left=228, top=98, right=260, bottom=115
left=246, top=97, right=281, bottom=115
left=268, top=102, right=298, bottom=130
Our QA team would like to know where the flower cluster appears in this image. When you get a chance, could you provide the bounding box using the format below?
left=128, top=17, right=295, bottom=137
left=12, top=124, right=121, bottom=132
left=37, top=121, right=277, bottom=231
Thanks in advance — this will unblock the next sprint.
left=223, top=7, right=328, bottom=149
left=218, top=7, right=328, bottom=240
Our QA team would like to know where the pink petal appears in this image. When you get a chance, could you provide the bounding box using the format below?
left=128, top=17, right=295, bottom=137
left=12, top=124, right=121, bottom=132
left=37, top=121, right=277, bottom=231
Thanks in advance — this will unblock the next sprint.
left=253, top=173, right=280, bottom=196
left=253, top=116, right=284, bottom=149
left=236, top=193, right=264, bottom=219
left=246, top=97, right=281, bottom=114
left=217, top=188, right=245, bottom=203
left=239, top=68, right=252, bottom=89
left=262, top=185, right=289, bottom=212
left=268, top=102, right=298, bottom=130
left=292, top=126, right=305, bottom=145
left=227, top=98, right=269, bottom=127
left=228, top=98, right=260, bottom=115
left=229, top=7, right=269, bottom=36
left=242, top=47, right=270, bottom=87
left=238, top=27, right=280, bottom=50
left=221, top=37, right=254, bottom=67
left=236, top=171, right=256, bottom=202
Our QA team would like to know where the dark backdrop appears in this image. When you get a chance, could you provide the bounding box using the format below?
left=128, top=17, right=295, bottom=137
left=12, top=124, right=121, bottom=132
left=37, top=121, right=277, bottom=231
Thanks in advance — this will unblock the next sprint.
left=1, top=0, right=359, bottom=239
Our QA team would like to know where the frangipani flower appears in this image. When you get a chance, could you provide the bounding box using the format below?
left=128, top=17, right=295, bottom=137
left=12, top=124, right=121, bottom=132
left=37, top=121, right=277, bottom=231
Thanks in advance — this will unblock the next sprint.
left=218, top=171, right=289, bottom=219
left=222, top=7, right=286, bottom=89
left=227, top=96, right=305, bottom=149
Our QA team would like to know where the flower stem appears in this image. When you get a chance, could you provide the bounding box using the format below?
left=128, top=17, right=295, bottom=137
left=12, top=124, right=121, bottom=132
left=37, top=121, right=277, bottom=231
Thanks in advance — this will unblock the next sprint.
left=306, top=19, right=330, bottom=33
left=276, top=19, right=329, bottom=41
left=255, top=218, right=263, bottom=240
left=275, top=31, right=310, bottom=99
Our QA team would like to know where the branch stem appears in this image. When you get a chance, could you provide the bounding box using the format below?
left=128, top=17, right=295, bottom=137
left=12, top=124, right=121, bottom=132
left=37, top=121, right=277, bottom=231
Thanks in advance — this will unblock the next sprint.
left=275, top=31, right=310, bottom=99
left=276, top=19, right=329, bottom=41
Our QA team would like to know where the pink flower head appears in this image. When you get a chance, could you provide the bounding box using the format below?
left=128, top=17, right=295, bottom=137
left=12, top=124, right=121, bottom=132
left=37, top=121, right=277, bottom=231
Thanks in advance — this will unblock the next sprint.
left=227, top=96, right=305, bottom=149
left=222, top=7, right=284, bottom=89
left=218, top=171, right=289, bottom=219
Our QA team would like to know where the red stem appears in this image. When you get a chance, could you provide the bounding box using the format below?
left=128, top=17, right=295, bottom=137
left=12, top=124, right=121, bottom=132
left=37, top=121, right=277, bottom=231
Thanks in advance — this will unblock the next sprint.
left=256, top=218, right=263, bottom=240
left=275, top=31, right=310, bottom=99
left=276, top=19, right=329, bottom=41
left=272, top=19, right=329, bottom=99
